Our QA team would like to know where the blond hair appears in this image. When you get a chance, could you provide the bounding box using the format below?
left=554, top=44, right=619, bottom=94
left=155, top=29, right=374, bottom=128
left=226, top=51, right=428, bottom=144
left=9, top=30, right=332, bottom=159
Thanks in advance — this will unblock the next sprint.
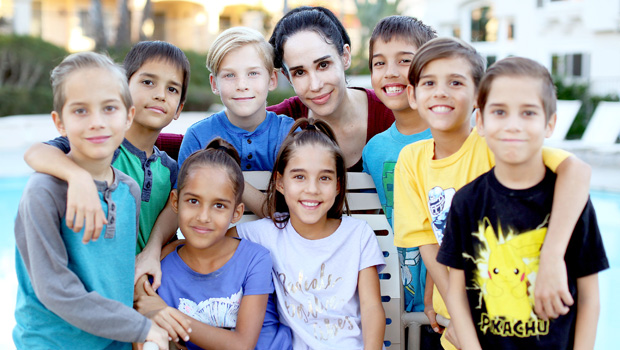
left=51, top=51, right=131, bottom=116
left=206, top=27, right=274, bottom=75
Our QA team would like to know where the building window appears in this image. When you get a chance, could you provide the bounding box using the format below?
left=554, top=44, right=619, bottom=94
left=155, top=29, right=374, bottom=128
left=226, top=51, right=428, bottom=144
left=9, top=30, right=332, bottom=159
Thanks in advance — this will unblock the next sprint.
left=552, top=53, right=588, bottom=79
left=507, top=20, right=515, bottom=40
left=471, top=6, right=498, bottom=42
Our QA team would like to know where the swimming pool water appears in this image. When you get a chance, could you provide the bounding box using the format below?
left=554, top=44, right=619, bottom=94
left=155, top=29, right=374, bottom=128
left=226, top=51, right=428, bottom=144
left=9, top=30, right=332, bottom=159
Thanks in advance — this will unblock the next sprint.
left=0, top=177, right=618, bottom=349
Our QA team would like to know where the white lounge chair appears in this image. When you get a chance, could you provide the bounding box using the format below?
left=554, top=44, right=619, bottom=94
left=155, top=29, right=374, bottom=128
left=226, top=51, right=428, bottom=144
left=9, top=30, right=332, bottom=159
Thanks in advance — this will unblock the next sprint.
left=548, top=100, right=582, bottom=142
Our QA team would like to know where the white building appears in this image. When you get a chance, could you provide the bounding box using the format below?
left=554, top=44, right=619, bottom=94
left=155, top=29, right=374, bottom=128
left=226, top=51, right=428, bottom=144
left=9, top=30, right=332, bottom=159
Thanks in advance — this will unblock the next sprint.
left=406, top=0, right=620, bottom=97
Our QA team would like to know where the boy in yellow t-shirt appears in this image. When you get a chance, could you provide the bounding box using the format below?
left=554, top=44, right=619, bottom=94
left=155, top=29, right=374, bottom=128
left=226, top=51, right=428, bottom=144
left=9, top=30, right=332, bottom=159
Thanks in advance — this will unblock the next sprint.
left=393, top=37, right=591, bottom=348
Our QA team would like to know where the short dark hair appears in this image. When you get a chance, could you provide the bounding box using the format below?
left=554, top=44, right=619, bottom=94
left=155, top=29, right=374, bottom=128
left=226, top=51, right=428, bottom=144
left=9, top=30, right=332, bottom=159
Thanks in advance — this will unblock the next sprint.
left=269, top=6, right=351, bottom=77
left=123, top=41, right=190, bottom=109
left=408, top=37, right=486, bottom=89
left=478, top=57, right=557, bottom=122
left=368, top=15, right=437, bottom=71
left=266, top=118, right=349, bottom=228
left=177, top=137, right=244, bottom=205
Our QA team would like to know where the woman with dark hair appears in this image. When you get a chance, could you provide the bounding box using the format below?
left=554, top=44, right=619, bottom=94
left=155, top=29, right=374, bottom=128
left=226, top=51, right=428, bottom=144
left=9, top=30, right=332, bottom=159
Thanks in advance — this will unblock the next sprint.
left=267, top=6, right=394, bottom=171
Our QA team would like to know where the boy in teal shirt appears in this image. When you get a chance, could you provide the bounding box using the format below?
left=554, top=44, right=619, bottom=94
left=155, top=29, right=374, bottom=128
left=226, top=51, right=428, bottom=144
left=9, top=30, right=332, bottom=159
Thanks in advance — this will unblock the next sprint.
left=362, top=15, right=435, bottom=318
left=14, top=51, right=169, bottom=349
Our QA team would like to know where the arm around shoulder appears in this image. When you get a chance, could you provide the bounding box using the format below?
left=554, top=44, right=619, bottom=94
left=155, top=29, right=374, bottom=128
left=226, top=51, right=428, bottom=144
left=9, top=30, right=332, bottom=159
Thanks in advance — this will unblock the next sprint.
left=24, top=142, right=106, bottom=239
left=536, top=154, right=591, bottom=319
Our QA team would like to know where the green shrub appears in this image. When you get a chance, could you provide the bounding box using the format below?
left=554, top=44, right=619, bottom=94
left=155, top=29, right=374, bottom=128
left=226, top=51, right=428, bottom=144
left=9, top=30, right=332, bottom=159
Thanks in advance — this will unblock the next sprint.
left=0, top=86, right=53, bottom=116
left=267, top=87, right=296, bottom=107
left=184, top=84, right=217, bottom=112
left=0, top=35, right=68, bottom=116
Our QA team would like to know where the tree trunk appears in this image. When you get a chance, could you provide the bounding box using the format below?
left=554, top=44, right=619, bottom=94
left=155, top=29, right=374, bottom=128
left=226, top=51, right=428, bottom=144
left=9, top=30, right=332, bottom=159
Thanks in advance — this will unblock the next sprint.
left=91, top=0, right=107, bottom=51
left=139, top=0, right=152, bottom=41
left=115, top=0, right=131, bottom=48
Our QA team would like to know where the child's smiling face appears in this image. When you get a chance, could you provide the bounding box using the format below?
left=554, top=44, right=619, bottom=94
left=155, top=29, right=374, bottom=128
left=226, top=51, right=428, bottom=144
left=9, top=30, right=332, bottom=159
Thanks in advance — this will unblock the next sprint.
left=210, top=44, right=277, bottom=126
left=54, top=67, right=133, bottom=166
left=408, top=56, right=476, bottom=135
left=276, top=144, right=339, bottom=237
left=371, top=38, right=417, bottom=113
left=173, top=165, right=243, bottom=252
left=128, top=58, right=184, bottom=132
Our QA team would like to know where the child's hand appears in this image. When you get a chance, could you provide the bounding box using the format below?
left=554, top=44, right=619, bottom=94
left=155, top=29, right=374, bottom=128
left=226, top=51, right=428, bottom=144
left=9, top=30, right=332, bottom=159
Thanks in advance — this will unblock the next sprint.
left=424, top=304, right=443, bottom=334
left=137, top=279, right=193, bottom=343
left=149, top=306, right=192, bottom=345
left=66, top=169, right=107, bottom=243
left=144, top=323, right=169, bottom=350
left=534, top=254, right=573, bottom=320
left=135, top=247, right=163, bottom=290
left=135, top=280, right=168, bottom=315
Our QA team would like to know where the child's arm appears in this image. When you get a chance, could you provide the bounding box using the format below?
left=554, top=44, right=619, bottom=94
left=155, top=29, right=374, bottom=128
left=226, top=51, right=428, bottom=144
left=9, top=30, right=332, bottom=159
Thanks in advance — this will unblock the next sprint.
left=134, top=199, right=178, bottom=290
left=134, top=278, right=193, bottom=344
left=446, top=268, right=481, bottom=350
left=419, top=244, right=450, bottom=301
left=574, top=273, right=600, bottom=350
left=242, top=181, right=268, bottom=218
left=358, top=266, right=385, bottom=350
left=24, top=141, right=107, bottom=242
left=536, top=154, right=591, bottom=319
left=424, top=272, right=442, bottom=333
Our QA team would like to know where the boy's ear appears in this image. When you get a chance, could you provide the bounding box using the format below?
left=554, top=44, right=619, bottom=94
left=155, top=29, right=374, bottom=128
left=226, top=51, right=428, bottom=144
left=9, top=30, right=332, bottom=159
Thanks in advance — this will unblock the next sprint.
left=170, top=189, right=179, bottom=214
left=268, top=69, right=278, bottom=92
left=126, top=106, right=136, bottom=130
left=342, top=44, right=352, bottom=70
left=209, top=74, right=220, bottom=95
left=475, top=108, right=485, bottom=136
left=406, top=84, right=417, bottom=110
left=52, top=111, right=67, bottom=137
left=173, top=103, right=184, bottom=121
left=545, top=113, right=557, bottom=138
left=230, top=202, right=245, bottom=224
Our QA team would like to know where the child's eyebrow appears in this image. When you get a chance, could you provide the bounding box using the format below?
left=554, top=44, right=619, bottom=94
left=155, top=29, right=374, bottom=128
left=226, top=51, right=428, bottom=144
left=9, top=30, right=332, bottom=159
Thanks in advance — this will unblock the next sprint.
left=138, top=72, right=181, bottom=87
left=182, top=192, right=232, bottom=203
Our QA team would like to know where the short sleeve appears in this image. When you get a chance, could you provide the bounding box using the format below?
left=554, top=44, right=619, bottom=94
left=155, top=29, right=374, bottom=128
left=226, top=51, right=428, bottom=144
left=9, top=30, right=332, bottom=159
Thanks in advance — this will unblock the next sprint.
left=567, top=199, right=609, bottom=278
left=242, top=244, right=274, bottom=296
left=44, top=136, right=71, bottom=154
left=359, top=222, right=386, bottom=273
left=177, top=126, right=202, bottom=172
left=393, top=145, right=437, bottom=247
left=541, top=147, right=572, bottom=172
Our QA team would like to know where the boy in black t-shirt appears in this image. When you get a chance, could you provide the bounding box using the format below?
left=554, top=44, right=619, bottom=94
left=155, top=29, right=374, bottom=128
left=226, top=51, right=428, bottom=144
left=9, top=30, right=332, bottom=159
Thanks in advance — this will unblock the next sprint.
left=437, top=57, right=608, bottom=349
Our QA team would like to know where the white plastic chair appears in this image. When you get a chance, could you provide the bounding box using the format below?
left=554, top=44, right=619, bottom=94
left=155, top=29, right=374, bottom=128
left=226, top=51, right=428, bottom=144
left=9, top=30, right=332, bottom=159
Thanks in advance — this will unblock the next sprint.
left=581, top=101, right=620, bottom=146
